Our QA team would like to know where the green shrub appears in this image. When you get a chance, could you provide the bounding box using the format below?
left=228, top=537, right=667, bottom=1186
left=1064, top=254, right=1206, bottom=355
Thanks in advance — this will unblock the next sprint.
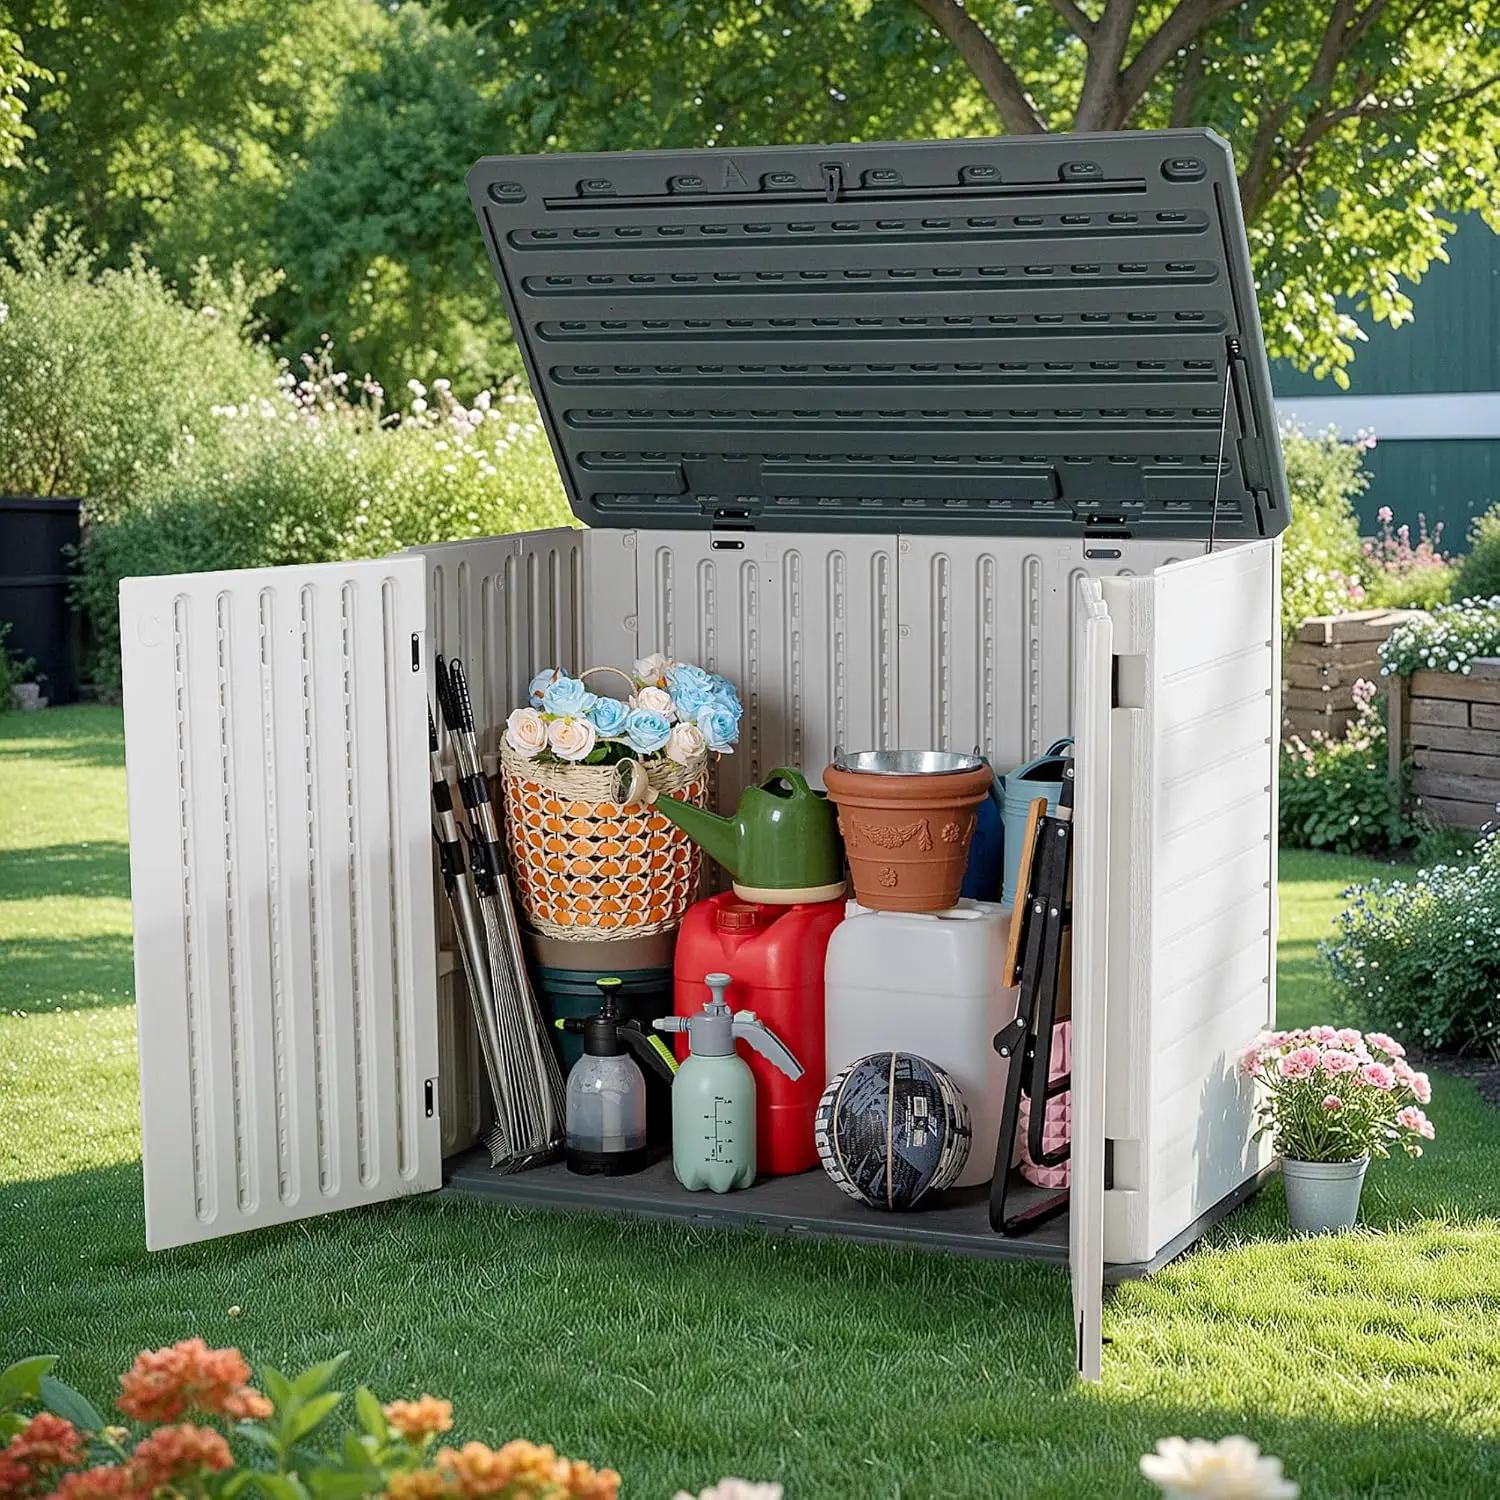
left=1279, top=679, right=1410, bottom=854
left=1379, top=595, right=1500, bottom=677
left=1278, top=425, right=1371, bottom=638
left=1455, top=502, right=1500, bottom=602
left=0, top=619, right=39, bottom=708
left=0, top=217, right=277, bottom=517
left=1324, top=832, right=1500, bottom=1057
left=75, top=352, right=571, bottom=684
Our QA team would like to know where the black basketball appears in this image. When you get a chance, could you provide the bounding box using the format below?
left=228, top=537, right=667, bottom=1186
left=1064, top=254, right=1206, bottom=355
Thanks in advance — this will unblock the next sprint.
left=815, top=1052, right=971, bottom=1211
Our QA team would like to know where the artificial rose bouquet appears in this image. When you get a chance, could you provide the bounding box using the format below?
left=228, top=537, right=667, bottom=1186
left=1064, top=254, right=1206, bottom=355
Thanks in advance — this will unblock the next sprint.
left=504, top=655, right=742, bottom=767
left=1239, top=1026, right=1434, bottom=1164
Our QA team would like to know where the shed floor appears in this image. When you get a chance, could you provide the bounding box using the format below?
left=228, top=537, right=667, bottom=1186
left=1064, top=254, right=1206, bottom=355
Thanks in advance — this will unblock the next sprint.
left=441, top=1149, right=1271, bottom=1281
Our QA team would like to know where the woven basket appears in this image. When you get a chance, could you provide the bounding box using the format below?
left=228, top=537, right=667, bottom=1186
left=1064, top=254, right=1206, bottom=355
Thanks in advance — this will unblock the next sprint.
left=498, top=669, right=708, bottom=939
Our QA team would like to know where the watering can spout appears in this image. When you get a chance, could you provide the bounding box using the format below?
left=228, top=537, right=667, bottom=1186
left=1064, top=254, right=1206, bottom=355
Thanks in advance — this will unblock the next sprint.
left=654, top=795, right=745, bottom=873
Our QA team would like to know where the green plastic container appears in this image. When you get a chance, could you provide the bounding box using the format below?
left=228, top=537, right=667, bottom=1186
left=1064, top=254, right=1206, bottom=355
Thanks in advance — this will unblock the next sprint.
left=535, top=965, right=675, bottom=1145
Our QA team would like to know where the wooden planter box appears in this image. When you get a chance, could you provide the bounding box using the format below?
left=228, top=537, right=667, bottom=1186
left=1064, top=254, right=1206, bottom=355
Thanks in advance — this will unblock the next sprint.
left=1390, top=658, right=1500, bottom=830
left=1282, top=608, right=1422, bottom=741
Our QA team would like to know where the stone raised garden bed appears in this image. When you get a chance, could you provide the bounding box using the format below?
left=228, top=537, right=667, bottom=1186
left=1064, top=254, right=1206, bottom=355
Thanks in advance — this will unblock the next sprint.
left=1283, top=608, right=1422, bottom=741
left=1389, top=657, right=1500, bottom=830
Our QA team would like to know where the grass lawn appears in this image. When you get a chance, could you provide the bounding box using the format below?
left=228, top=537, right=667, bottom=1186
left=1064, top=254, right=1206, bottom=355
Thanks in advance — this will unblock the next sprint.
left=3, top=707, right=1498, bottom=1498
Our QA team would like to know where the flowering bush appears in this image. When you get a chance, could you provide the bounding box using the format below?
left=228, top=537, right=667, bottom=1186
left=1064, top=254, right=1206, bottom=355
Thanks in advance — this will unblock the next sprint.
left=1323, top=832, right=1500, bottom=1058
left=0, top=1342, right=617, bottom=1500
left=0, top=218, right=276, bottom=516
left=1278, top=679, right=1410, bottom=854
left=1380, top=595, right=1500, bottom=677
left=1455, top=501, right=1500, bottom=602
left=505, top=657, right=742, bottom=766
left=74, top=347, right=571, bottom=685
left=1278, top=425, right=1374, bottom=639
left=1360, top=507, right=1454, bottom=611
left=1239, top=1026, right=1434, bottom=1163
left=1140, top=1436, right=1297, bottom=1499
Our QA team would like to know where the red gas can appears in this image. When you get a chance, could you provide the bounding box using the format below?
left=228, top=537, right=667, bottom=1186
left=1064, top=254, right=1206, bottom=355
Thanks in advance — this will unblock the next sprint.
left=673, top=891, right=845, bottom=1176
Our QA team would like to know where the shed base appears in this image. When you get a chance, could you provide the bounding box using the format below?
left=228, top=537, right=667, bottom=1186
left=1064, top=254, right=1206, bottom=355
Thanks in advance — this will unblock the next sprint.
left=440, top=1150, right=1270, bottom=1281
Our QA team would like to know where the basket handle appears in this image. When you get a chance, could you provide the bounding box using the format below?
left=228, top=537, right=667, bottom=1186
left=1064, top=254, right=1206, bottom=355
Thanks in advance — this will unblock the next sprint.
left=579, top=665, right=637, bottom=696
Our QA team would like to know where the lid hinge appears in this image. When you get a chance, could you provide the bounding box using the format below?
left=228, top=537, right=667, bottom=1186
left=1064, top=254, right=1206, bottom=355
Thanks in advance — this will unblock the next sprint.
left=821, top=162, right=844, bottom=202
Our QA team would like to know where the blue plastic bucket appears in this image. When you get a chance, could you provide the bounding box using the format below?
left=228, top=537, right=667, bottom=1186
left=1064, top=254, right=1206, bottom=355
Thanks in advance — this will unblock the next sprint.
left=999, top=739, right=1072, bottom=907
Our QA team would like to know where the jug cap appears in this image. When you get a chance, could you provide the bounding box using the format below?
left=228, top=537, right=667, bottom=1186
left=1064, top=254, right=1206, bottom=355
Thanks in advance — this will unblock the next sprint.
left=716, top=902, right=762, bottom=934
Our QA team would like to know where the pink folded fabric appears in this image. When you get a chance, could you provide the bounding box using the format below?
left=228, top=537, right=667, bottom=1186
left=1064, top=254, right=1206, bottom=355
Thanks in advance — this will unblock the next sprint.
left=1017, top=1021, right=1071, bottom=1188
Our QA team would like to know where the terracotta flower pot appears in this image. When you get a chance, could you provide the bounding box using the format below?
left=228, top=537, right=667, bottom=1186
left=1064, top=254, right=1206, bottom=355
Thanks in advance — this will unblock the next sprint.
left=823, top=751, right=993, bottom=913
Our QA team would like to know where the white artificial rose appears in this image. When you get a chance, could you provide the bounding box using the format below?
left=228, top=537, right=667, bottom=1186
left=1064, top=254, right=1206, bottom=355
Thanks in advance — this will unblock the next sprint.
left=504, top=707, right=548, bottom=759
left=633, top=652, right=671, bottom=687
left=631, top=684, right=677, bottom=720
left=665, top=721, right=707, bottom=766
left=546, top=715, right=598, bottom=762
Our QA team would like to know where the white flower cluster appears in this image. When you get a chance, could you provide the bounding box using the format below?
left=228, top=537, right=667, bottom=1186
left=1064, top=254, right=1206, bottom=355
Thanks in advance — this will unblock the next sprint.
left=1380, top=595, right=1500, bottom=677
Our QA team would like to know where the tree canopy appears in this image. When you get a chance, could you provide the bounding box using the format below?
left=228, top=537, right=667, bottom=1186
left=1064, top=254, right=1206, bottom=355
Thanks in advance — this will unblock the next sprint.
left=3, top=0, right=1497, bottom=393
left=447, top=0, right=1500, bottom=384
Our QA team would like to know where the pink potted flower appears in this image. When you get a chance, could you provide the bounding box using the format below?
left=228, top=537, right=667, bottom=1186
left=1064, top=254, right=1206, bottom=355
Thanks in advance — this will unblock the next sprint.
left=1239, top=1027, right=1434, bottom=1233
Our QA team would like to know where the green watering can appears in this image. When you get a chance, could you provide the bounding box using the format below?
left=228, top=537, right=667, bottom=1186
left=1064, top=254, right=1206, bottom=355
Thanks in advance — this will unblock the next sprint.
left=619, top=763, right=846, bottom=906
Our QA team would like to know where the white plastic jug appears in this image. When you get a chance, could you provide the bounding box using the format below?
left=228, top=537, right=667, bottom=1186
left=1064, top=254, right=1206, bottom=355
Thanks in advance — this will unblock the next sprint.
left=823, top=898, right=1018, bottom=1189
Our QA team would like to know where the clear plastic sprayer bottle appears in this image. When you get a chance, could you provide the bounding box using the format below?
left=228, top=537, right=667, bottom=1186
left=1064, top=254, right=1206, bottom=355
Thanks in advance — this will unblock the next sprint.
left=654, top=972, right=804, bottom=1193
left=557, top=978, right=677, bottom=1176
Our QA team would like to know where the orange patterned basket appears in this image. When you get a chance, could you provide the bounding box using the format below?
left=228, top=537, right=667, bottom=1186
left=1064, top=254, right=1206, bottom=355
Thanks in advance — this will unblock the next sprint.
left=498, top=737, right=709, bottom=939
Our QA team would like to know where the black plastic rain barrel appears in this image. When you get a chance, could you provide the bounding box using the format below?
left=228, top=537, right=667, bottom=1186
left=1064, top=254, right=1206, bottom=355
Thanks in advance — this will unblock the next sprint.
left=0, top=497, right=83, bottom=704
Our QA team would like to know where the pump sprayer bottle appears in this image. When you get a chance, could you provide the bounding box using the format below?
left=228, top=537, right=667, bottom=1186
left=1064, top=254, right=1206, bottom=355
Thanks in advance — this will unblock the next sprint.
left=556, top=978, right=677, bottom=1176
left=653, top=973, right=803, bottom=1193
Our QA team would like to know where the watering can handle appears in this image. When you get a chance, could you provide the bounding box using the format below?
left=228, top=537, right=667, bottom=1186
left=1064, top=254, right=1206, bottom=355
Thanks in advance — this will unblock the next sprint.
left=765, top=767, right=812, bottom=795
left=1045, top=737, right=1074, bottom=756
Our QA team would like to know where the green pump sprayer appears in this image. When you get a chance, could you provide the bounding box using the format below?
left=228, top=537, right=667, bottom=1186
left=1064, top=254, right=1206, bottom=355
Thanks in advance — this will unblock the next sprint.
left=653, top=973, right=803, bottom=1193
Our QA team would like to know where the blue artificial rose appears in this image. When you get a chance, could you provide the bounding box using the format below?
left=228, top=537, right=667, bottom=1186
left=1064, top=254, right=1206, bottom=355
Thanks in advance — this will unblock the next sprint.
left=589, top=695, right=630, bottom=738
left=528, top=668, right=561, bottom=707
left=667, top=663, right=716, bottom=718
left=696, top=701, right=740, bottom=752
left=707, top=672, right=742, bottom=709
left=541, top=673, right=595, bottom=718
left=625, top=708, right=673, bottom=755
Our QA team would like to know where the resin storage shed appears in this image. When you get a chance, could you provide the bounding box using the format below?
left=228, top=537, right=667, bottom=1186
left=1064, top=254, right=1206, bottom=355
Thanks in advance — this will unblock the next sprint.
left=119, top=128, right=1288, bottom=1381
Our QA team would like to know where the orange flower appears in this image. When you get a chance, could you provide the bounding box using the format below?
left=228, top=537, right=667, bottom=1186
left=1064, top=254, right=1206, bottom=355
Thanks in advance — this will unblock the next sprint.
left=384, top=1471, right=455, bottom=1500
left=384, top=1398, right=454, bottom=1443
left=434, top=1442, right=617, bottom=1500
left=126, top=1425, right=232, bottom=1491
left=0, top=1414, right=87, bottom=1497
left=117, top=1341, right=271, bottom=1424
left=48, top=1468, right=140, bottom=1500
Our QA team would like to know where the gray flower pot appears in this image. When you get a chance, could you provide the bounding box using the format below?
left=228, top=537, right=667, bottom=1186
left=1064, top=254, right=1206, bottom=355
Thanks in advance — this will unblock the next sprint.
left=11, top=682, right=43, bottom=712
left=1281, top=1155, right=1369, bottom=1234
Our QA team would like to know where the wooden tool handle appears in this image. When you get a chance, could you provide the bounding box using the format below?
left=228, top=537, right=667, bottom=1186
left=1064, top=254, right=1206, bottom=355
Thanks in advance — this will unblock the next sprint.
left=1002, top=794, right=1050, bottom=988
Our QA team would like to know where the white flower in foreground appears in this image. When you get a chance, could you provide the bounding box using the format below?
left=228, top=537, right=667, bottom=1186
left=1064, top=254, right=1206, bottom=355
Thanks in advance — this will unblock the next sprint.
left=547, top=715, right=598, bottom=762
left=671, top=1484, right=783, bottom=1500
left=504, top=707, right=547, bottom=759
left=631, top=684, right=677, bottom=720
left=665, top=721, right=707, bottom=766
left=1141, top=1437, right=1297, bottom=1499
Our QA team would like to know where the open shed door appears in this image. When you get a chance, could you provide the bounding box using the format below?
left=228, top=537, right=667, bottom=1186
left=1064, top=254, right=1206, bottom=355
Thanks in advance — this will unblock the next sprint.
left=120, top=557, right=441, bottom=1250
left=1069, top=579, right=1114, bottom=1381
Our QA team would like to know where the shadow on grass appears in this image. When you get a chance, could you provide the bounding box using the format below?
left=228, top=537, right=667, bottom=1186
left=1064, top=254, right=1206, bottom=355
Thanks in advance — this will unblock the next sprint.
left=0, top=842, right=131, bottom=902
left=0, top=933, right=135, bottom=1011
left=0, top=705, right=124, bottom=770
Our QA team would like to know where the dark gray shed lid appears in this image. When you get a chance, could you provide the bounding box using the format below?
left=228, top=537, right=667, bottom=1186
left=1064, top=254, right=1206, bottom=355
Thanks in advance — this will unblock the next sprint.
left=468, top=129, right=1289, bottom=540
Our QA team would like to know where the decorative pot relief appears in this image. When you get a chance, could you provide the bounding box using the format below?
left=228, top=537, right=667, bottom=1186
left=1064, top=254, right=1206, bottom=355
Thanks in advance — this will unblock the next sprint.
left=877, top=867, right=899, bottom=888
left=846, top=816, right=933, bottom=853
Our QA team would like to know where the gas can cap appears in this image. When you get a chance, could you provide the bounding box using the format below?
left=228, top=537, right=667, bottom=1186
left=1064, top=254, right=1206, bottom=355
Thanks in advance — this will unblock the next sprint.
left=716, top=901, right=762, bottom=933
